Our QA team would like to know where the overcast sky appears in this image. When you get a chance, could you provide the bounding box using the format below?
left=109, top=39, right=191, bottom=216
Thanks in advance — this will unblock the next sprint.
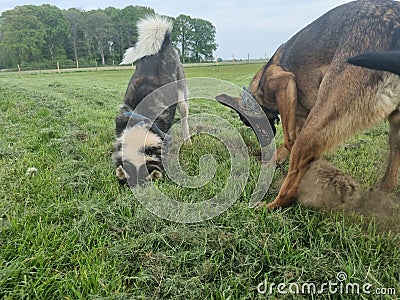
left=0, top=0, right=354, bottom=59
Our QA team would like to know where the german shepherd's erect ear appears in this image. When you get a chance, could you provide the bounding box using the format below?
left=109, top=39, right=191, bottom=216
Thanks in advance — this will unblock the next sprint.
left=348, top=51, right=400, bottom=76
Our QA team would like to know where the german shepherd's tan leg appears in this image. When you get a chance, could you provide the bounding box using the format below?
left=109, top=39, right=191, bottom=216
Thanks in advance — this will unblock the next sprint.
left=266, top=65, right=297, bottom=151
left=271, top=117, right=306, bottom=165
left=267, top=130, right=322, bottom=208
left=381, top=110, right=400, bottom=191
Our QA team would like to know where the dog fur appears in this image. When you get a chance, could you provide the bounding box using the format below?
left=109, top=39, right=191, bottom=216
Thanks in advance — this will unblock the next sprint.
left=217, top=0, right=400, bottom=208
left=113, top=15, right=190, bottom=186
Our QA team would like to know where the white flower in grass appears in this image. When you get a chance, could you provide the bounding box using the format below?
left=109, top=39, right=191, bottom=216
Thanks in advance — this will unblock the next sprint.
left=25, top=167, right=38, bottom=177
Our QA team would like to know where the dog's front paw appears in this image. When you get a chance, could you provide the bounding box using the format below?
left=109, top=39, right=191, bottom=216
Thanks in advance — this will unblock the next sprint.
left=116, top=165, right=129, bottom=180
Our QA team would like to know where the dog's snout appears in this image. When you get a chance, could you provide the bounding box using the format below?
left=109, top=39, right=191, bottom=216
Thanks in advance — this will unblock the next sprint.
left=124, top=163, right=151, bottom=187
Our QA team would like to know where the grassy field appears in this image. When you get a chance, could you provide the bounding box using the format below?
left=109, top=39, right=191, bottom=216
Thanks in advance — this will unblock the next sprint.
left=0, top=63, right=399, bottom=299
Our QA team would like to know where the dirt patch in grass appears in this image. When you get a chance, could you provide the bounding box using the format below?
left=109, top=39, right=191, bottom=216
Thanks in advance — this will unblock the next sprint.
left=296, top=159, right=400, bottom=232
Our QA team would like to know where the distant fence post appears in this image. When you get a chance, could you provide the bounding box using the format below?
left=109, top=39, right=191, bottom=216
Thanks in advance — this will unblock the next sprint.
left=17, top=64, right=21, bottom=74
left=57, top=62, right=61, bottom=74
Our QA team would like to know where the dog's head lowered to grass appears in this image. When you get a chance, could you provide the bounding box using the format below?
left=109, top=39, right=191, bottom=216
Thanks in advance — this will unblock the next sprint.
left=113, top=110, right=171, bottom=186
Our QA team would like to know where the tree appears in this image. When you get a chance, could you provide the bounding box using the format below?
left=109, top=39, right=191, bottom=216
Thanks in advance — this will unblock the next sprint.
left=172, top=14, right=193, bottom=63
left=31, top=5, right=69, bottom=61
left=190, top=18, right=217, bottom=62
left=86, top=11, right=114, bottom=65
left=0, top=6, right=46, bottom=67
left=172, top=15, right=217, bottom=63
left=64, top=8, right=85, bottom=68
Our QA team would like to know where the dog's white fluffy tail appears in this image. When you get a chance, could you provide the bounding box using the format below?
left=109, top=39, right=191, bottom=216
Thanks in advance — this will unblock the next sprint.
left=120, top=15, right=173, bottom=65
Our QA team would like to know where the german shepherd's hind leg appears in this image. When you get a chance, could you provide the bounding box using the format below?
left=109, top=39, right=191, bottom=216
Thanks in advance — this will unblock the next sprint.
left=381, top=110, right=400, bottom=191
left=266, top=131, right=321, bottom=209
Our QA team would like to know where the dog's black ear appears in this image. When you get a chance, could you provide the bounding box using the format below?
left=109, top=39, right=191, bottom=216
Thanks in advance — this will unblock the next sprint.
left=348, top=51, right=400, bottom=76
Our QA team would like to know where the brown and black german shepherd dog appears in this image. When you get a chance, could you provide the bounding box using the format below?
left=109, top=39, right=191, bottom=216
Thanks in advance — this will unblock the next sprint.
left=217, top=0, right=400, bottom=209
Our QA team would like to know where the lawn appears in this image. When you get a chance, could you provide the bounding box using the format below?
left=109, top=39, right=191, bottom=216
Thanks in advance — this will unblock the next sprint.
left=0, top=63, right=399, bottom=299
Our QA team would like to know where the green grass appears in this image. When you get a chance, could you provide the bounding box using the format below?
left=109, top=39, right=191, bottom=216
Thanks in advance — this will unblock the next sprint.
left=0, top=63, right=399, bottom=299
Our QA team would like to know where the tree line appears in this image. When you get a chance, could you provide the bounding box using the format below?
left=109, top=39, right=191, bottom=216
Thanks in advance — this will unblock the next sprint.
left=0, top=4, right=218, bottom=69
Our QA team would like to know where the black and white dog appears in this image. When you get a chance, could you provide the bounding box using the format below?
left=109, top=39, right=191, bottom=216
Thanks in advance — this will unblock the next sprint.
left=113, top=15, right=190, bottom=186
